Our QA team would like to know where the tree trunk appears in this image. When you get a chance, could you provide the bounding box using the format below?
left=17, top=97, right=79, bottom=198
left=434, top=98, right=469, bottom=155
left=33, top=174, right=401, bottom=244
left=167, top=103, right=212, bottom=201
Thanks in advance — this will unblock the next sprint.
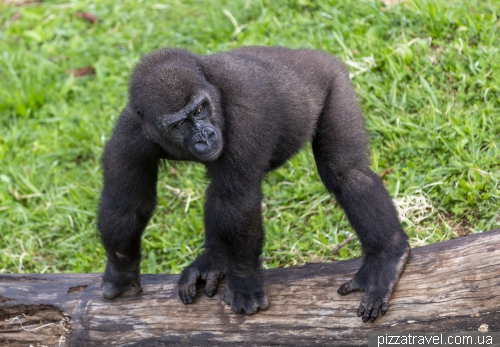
left=1, top=229, right=499, bottom=347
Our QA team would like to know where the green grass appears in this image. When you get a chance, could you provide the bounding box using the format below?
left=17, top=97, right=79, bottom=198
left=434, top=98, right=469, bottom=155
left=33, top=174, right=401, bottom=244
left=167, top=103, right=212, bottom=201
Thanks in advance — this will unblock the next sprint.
left=1, top=0, right=499, bottom=275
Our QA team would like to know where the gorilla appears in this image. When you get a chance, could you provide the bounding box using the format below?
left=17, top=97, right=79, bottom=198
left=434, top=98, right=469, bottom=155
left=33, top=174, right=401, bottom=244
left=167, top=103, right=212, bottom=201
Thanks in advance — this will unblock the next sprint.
left=97, top=46, right=410, bottom=323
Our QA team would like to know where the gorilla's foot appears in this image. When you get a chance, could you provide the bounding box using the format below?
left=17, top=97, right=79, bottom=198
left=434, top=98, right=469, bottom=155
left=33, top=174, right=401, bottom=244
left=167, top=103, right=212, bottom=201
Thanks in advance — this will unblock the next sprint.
left=224, top=285, right=270, bottom=315
left=338, top=243, right=411, bottom=322
left=178, top=250, right=226, bottom=304
left=223, top=270, right=270, bottom=314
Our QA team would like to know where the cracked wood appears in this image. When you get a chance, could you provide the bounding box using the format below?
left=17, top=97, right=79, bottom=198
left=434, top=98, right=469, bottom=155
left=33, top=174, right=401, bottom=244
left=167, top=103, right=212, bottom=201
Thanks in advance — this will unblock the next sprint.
left=0, top=229, right=499, bottom=346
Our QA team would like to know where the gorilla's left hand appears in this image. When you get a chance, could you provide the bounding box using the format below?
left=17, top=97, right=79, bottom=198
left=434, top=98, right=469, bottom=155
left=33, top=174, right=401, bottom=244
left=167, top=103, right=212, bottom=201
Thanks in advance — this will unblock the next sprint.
left=178, top=250, right=226, bottom=304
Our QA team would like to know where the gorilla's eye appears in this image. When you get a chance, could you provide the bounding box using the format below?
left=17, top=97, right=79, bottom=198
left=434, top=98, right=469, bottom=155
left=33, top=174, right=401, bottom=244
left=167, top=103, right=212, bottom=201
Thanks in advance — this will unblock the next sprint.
left=194, top=105, right=204, bottom=116
left=174, top=120, right=187, bottom=129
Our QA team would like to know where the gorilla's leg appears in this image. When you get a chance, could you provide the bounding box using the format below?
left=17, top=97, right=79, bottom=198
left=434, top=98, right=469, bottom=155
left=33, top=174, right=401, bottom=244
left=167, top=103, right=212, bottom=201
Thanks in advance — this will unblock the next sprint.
left=312, top=64, right=410, bottom=322
left=98, top=110, right=160, bottom=299
left=178, top=177, right=270, bottom=314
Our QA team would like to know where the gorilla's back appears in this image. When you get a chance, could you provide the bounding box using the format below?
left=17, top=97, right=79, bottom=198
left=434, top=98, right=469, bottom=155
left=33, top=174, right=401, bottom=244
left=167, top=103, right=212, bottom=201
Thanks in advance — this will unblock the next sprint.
left=201, top=47, right=339, bottom=170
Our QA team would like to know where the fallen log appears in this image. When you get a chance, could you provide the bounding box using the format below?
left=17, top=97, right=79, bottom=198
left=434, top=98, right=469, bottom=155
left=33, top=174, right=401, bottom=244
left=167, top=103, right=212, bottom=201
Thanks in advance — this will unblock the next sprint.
left=1, top=229, right=499, bottom=346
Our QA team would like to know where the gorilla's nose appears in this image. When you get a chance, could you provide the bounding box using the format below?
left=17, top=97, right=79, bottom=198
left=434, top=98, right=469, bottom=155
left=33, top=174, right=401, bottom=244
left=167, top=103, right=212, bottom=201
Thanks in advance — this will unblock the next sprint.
left=197, top=128, right=216, bottom=144
left=201, top=127, right=216, bottom=142
left=194, top=127, right=217, bottom=153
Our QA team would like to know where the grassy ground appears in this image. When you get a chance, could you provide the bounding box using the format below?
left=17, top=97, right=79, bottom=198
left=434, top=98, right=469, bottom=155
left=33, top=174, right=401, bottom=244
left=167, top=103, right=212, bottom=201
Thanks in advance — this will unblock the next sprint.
left=0, top=0, right=499, bottom=275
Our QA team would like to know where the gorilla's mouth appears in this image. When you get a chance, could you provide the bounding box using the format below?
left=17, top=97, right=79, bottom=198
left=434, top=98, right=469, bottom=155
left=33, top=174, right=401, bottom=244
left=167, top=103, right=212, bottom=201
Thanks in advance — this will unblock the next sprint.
left=195, top=144, right=223, bottom=162
left=188, top=126, right=223, bottom=162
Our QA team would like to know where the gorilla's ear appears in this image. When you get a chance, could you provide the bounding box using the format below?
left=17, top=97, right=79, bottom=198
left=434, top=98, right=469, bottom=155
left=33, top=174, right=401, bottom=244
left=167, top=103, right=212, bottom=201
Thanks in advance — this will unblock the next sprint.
left=137, top=109, right=144, bottom=117
left=197, top=67, right=204, bottom=78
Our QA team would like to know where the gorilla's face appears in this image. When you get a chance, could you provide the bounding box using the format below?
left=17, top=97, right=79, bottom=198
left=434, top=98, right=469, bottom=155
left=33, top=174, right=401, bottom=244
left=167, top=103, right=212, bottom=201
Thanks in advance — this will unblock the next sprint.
left=160, top=92, right=223, bottom=162
left=130, top=63, right=224, bottom=162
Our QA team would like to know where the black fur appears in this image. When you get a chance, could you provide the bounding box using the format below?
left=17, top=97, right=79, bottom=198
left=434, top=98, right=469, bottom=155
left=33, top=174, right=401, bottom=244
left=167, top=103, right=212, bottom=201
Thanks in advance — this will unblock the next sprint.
left=98, top=46, right=410, bottom=322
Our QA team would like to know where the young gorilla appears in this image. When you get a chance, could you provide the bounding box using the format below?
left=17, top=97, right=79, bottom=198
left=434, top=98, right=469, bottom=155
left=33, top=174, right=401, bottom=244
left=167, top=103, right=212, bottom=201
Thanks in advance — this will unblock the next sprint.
left=98, top=47, right=411, bottom=323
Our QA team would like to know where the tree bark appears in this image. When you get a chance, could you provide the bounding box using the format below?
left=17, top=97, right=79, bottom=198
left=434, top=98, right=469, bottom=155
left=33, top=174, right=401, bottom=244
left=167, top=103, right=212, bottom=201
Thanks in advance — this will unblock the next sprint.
left=1, top=229, right=499, bottom=347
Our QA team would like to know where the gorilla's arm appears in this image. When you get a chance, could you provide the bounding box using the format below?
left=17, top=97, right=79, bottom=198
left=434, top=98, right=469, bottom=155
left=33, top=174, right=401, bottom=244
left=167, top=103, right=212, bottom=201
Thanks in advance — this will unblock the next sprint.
left=98, top=106, right=160, bottom=299
left=178, top=161, right=270, bottom=314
